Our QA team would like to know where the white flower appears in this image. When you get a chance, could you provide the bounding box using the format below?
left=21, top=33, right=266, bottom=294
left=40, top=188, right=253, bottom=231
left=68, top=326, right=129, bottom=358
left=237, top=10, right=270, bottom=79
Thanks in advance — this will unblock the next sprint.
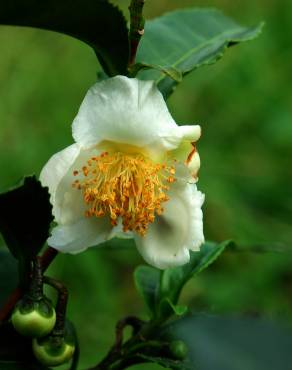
left=40, top=76, right=204, bottom=269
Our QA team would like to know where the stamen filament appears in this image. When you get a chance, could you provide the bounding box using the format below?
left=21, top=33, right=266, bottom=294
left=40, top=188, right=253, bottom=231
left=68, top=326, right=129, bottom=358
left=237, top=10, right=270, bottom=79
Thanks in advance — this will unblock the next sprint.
left=72, top=151, right=176, bottom=236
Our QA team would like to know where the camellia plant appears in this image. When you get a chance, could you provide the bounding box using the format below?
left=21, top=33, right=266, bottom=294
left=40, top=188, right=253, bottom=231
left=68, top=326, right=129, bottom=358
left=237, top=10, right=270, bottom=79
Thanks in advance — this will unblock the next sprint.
left=1, top=1, right=292, bottom=370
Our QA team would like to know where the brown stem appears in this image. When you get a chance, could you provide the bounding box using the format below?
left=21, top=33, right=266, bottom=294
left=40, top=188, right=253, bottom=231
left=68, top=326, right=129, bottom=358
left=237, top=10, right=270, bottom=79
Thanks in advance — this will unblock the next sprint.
left=44, top=276, right=68, bottom=335
left=87, top=317, right=163, bottom=370
left=87, top=316, right=144, bottom=370
left=28, top=257, right=43, bottom=300
left=128, top=0, right=146, bottom=67
left=115, top=316, right=145, bottom=350
left=0, top=289, right=21, bottom=322
left=0, top=247, right=58, bottom=323
left=40, top=246, right=58, bottom=271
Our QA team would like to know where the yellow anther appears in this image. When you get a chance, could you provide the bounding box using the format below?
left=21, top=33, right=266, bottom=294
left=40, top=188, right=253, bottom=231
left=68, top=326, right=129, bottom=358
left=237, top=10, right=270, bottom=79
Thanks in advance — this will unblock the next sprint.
left=72, top=151, right=176, bottom=236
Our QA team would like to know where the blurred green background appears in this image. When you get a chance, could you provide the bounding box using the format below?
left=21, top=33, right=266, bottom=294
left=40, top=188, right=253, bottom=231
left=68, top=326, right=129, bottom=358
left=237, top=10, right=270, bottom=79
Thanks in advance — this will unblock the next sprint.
left=0, top=0, right=292, bottom=368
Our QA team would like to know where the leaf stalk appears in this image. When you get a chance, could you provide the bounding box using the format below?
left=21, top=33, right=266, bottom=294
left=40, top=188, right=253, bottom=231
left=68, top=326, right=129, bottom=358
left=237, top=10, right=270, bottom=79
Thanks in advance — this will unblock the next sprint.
left=128, top=0, right=145, bottom=67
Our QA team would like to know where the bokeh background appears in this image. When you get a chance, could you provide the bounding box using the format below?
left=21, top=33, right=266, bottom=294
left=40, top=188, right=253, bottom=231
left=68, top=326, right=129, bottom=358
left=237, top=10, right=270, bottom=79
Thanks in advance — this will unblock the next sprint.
left=0, top=0, right=292, bottom=368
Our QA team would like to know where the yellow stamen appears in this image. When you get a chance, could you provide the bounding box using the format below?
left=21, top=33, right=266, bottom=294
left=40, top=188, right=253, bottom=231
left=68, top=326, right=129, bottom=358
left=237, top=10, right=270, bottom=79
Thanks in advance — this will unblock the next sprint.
left=72, top=151, right=176, bottom=236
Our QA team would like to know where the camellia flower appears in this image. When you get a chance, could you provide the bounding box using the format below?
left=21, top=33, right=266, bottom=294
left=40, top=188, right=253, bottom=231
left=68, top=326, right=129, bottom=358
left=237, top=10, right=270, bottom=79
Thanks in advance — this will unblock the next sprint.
left=40, top=76, right=204, bottom=269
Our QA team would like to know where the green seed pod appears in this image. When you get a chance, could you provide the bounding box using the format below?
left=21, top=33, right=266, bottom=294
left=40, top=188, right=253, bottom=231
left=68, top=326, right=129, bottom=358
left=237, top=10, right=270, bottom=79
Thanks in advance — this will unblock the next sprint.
left=11, top=296, right=56, bottom=338
left=169, top=340, right=188, bottom=360
left=32, top=334, right=75, bottom=367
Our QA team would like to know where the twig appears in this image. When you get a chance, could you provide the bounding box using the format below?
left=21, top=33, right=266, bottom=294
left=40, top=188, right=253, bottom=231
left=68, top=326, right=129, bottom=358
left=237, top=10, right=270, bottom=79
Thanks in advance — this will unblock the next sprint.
left=28, top=257, right=43, bottom=300
left=0, top=247, right=58, bottom=323
left=88, top=317, right=163, bottom=370
left=128, top=0, right=146, bottom=66
left=43, top=275, right=68, bottom=335
left=40, top=246, right=58, bottom=270
left=87, top=316, right=144, bottom=370
left=115, top=316, right=144, bottom=350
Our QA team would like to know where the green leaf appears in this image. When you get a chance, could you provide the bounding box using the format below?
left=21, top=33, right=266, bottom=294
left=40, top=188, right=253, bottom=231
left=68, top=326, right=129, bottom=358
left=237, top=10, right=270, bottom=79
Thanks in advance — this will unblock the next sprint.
left=160, top=241, right=231, bottom=307
left=129, top=63, right=182, bottom=82
left=136, top=8, right=264, bottom=97
left=0, top=176, right=53, bottom=261
left=135, top=242, right=229, bottom=319
left=0, top=362, right=48, bottom=370
left=0, top=249, right=18, bottom=308
left=159, top=298, right=188, bottom=318
left=0, top=323, right=49, bottom=369
left=137, top=353, right=190, bottom=370
left=0, top=0, right=129, bottom=76
left=134, top=265, right=160, bottom=316
left=163, top=314, right=292, bottom=370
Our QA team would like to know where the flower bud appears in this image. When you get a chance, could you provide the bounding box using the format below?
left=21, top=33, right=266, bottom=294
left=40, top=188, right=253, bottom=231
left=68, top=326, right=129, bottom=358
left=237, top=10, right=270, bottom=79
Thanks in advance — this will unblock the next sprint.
left=32, top=334, right=75, bottom=367
left=11, top=297, right=56, bottom=338
left=169, top=340, right=188, bottom=360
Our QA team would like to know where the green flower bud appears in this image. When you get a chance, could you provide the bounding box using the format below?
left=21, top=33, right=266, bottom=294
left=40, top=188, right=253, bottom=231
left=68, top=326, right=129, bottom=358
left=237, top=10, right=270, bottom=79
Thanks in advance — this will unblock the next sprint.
left=169, top=340, right=188, bottom=360
left=32, top=335, right=75, bottom=367
left=11, top=297, right=56, bottom=338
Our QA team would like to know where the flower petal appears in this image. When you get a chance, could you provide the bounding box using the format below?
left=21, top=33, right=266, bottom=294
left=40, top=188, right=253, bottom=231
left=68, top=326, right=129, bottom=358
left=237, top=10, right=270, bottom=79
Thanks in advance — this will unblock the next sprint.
left=48, top=217, right=112, bottom=254
left=178, top=125, right=201, bottom=142
left=73, top=76, right=187, bottom=151
left=169, top=141, right=201, bottom=182
left=40, top=144, right=81, bottom=203
left=135, top=183, right=204, bottom=269
left=52, top=146, right=103, bottom=225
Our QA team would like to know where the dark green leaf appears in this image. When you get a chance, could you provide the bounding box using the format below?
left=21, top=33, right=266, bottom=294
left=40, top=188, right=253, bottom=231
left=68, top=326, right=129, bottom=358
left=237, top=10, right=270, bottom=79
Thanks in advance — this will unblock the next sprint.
left=137, top=8, right=264, bottom=98
left=134, top=265, right=160, bottom=316
left=0, top=0, right=129, bottom=76
left=163, top=314, right=292, bottom=370
left=0, top=323, right=49, bottom=369
left=129, top=63, right=182, bottom=82
left=160, top=241, right=231, bottom=307
left=159, top=298, right=188, bottom=319
left=0, top=362, right=48, bottom=370
left=137, top=353, right=190, bottom=370
left=0, top=176, right=53, bottom=260
left=0, top=249, right=18, bottom=308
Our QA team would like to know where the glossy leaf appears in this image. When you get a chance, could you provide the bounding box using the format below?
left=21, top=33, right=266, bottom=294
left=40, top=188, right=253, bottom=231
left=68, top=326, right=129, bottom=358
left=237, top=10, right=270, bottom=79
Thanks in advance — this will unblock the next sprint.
left=163, top=314, right=292, bottom=370
left=159, top=298, right=188, bottom=318
left=0, top=249, right=18, bottom=308
left=0, top=176, right=53, bottom=260
left=135, top=241, right=229, bottom=319
left=137, top=8, right=264, bottom=97
left=0, top=362, right=48, bottom=370
left=129, top=63, right=182, bottom=82
left=137, top=353, right=190, bottom=370
left=160, top=241, right=231, bottom=306
left=0, top=0, right=129, bottom=76
left=134, top=265, right=160, bottom=316
left=0, top=323, right=49, bottom=369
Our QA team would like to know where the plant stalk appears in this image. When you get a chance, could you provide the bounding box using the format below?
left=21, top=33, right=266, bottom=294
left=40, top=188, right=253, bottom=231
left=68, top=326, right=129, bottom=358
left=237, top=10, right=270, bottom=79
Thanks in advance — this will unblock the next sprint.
left=44, top=275, right=68, bottom=335
left=0, top=247, right=58, bottom=322
left=128, top=0, right=146, bottom=67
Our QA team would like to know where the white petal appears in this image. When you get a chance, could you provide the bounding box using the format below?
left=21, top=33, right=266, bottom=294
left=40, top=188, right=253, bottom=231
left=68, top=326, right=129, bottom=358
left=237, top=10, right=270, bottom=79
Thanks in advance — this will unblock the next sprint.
left=178, top=125, right=201, bottom=142
left=186, top=186, right=205, bottom=251
left=187, top=151, right=200, bottom=180
left=48, top=217, right=112, bottom=254
left=72, top=76, right=183, bottom=151
left=53, top=146, right=102, bottom=224
left=135, top=183, right=204, bottom=269
left=40, top=144, right=81, bottom=203
left=168, top=141, right=201, bottom=183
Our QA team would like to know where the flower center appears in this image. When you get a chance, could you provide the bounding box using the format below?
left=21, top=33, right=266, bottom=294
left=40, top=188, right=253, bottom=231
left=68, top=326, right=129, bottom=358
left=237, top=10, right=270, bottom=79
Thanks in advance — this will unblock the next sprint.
left=72, top=151, right=176, bottom=236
